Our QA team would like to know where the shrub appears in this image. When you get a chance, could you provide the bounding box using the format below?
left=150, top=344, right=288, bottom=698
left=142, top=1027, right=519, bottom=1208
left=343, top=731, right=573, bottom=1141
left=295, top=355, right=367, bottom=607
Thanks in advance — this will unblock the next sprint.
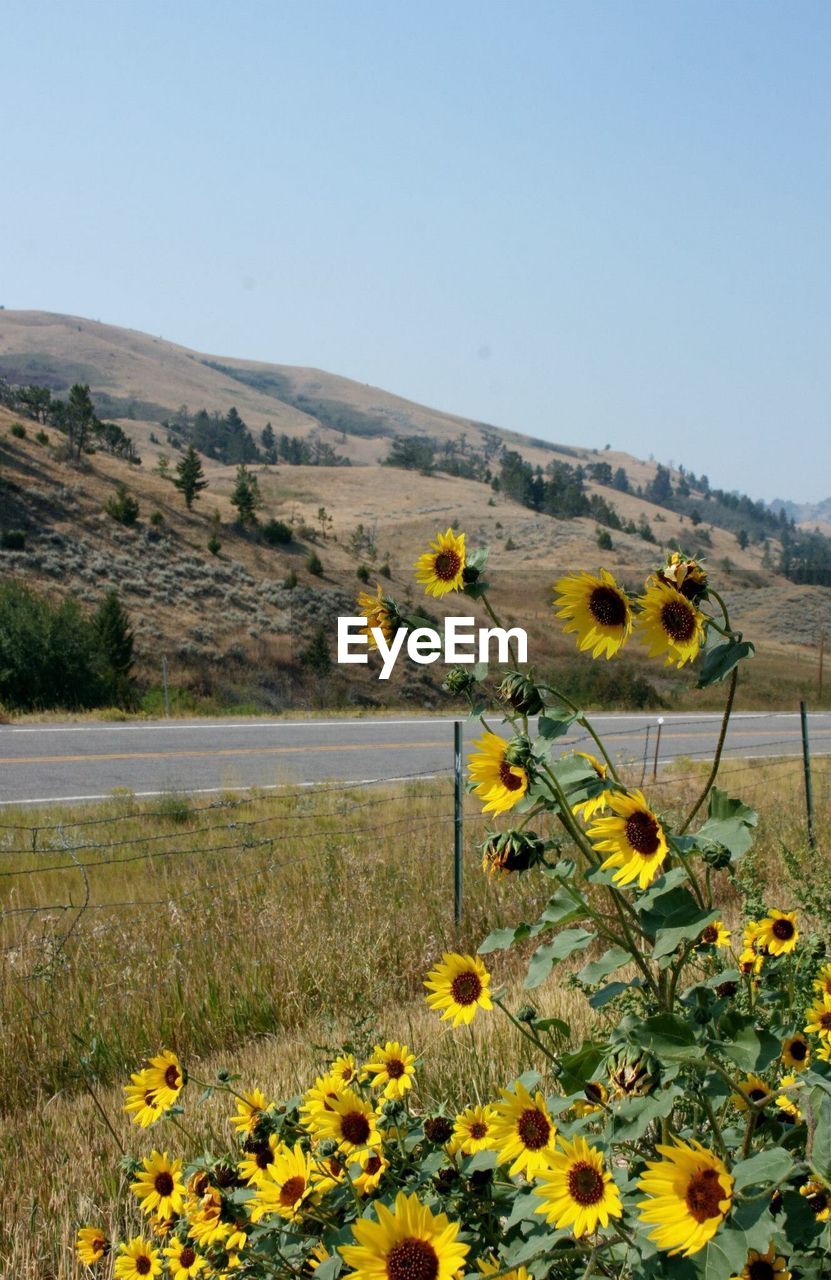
left=35, top=429, right=49, bottom=445
left=207, top=531, right=221, bottom=556
left=596, top=527, right=613, bottom=550
left=105, top=484, right=140, bottom=526
left=262, top=518, right=293, bottom=546
left=0, top=582, right=105, bottom=709
left=299, top=623, right=331, bottom=674
left=283, top=569, right=298, bottom=589
left=306, top=551, right=324, bottom=577
left=0, top=530, right=26, bottom=550
left=149, top=510, right=164, bottom=527
left=356, top=564, right=371, bottom=583
left=379, top=562, right=392, bottom=579
left=9, top=422, right=25, bottom=439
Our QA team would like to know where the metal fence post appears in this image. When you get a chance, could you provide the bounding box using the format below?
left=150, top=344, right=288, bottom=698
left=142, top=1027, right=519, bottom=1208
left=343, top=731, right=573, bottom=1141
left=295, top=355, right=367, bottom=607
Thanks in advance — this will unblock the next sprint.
left=454, top=721, right=463, bottom=927
left=640, top=724, right=651, bottom=786
left=652, top=717, right=664, bottom=780
left=162, top=655, right=171, bottom=718
left=800, top=700, right=816, bottom=852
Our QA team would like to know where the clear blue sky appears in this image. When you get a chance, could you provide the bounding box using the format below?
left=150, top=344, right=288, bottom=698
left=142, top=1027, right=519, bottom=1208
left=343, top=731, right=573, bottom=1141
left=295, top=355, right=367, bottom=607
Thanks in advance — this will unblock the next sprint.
left=3, top=1, right=829, bottom=502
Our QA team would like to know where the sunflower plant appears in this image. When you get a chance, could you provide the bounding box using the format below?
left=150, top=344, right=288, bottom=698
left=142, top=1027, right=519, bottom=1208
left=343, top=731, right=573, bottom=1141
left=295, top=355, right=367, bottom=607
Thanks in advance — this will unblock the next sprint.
left=80, top=543, right=831, bottom=1280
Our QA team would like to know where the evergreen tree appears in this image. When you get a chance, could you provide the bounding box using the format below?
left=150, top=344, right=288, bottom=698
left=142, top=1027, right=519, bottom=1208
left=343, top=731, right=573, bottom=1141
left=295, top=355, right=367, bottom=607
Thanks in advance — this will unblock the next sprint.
left=93, top=590, right=136, bottom=707
left=173, top=445, right=208, bottom=509
left=65, top=383, right=97, bottom=459
left=299, top=624, right=332, bottom=674
left=230, top=464, right=262, bottom=526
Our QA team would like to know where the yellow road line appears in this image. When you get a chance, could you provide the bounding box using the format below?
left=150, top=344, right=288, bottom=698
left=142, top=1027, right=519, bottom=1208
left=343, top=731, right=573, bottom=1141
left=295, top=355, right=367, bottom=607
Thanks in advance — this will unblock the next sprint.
left=0, top=740, right=447, bottom=767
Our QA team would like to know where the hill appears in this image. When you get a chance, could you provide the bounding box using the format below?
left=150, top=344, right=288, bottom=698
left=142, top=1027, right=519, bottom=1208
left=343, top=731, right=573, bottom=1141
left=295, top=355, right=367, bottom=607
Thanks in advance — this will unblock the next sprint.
left=0, top=310, right=829, bottom=715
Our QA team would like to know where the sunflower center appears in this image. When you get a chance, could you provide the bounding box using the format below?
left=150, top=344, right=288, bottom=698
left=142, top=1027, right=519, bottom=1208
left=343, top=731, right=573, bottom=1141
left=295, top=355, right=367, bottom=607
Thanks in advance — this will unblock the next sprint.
left=700, top=925, right=718, bottom=945
left=567, top=1160, right=605, bottom=1206
left=660, top=598, right=696, bottom=643
left=624, top=810, right=661, bottom=856
left=180, top=1248, right=196, bottom=1269
left=819, top=1012, right=831, bottom=1031
left=154, top=1171, right=175, bottom=1196
left=340, top=1111, right=371, bottom=1144
left=790, top=1039, right=808, bottom=1061
left=684, top=1167, right=725, bottom=1222
left=164, top=1064, right=180, bottom=1089
left=386, top=1237, right=439, bottom=1280
left=433, top=550, right=461, bottom=582
left=144, top=1090, right=157, bottom=1107
left=280, top=1175, right=306, bottom=1206
left=450, top=971, right=482, bottom=1006
left=748, top=1088, right=768, bottom=1104
left=588, top=585, right=627, bottom=628
left=364, top=1155, right=383, bottom=1175
left=772, top=918, right=795, bottom=941
left=255, top=1145, right=273, bottom=1169
left=517, top=1107, right=551, bottom=1150
left=807, top=1188, right=829, bottom=1214
left=747, top=1262, right=775, bottom=1280
left=136, top=1259, right=152, bottom=1277
left=469, top=1121, right=488, bottom=1139
left=498, top=761, right=524, bottom=791
left=386, top=1059, right=405, bottom=1079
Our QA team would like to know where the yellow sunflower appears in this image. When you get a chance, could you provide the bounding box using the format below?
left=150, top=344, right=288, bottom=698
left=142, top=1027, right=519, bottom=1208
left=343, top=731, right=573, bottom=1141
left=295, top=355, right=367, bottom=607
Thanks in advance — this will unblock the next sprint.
left=329, top=1054, right=359, bottom=1087
left=586, top=789, right=668, bottom=890
left=571, top=752, right=611, bottom=821
left=637, top=1139, right=733, bottom=1257
left=534, top=1134, right=623, bottom=1238
left=775, top=1075, right=803, bottom=1122
left=361, top=1041, right=417, bottom=1100
left=755, top=911, right=798, bottom=957
left=357, top=585, right=396, bottom=648
left=130, top=1151, right=186, bottom=1221
left=573, top=1082, right=610, bottom=1117
left=353, top=1147, right=389, bottom=1196
left=731, top=1075, right=772, bottom=1113
left=698, top=920, right=731, bottom=949
left=309, top=1147, right=347, bottom=1195
left=653, top=552, right=708, bottom=601
left=468, top=732, right=529, bottom=815
left=553, top=569, right=633, bottom=660
left=239, top=1133, right=283, bottom=1186
left=415, top=528, right=466, bottom=598
left=801, top=1179, right=831, bottom=1220
left=164, top=1238, right=208, bottom=1280
left=782, top=1035, right=811, bottom=1072
left=123, top=1070, right=163, bottom=1128
left=636, top=581, right=706, bottom=668
left=814, top=962, right=831, bottom=996
left=732, top=1244, right=791, bottom=1280
left=249, top=1143, right=316, bottom=1223
left=299, top=1072, right=344, bottom=1133
left=340, top=1190, right=469, bottom=1280
left=490, top=1080, right=558, bottom=1179
left=76, top=1226, right=108, bottom=1265
left=113, top=1238, right=162, bottom=1280
left=312, top=1088, right=381, bottom=1155
left=449, top=1104, right=498, bottom=1156
left=230, top=1087, right=272, bottom=1137
left=424, top=952, right=493, bottom=1026
left=186, top=1188, right=231, bottom=1248
left=805, top=993, right=831, bottom=1042
left=143, top=1050, right=185, bottom=1110
left=478, top=1259, right=531, bottom=1280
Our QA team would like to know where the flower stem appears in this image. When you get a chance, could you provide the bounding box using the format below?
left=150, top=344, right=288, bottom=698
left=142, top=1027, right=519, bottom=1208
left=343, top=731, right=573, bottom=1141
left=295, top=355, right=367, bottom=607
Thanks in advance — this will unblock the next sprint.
left=679, top=666, right=738, bottom=834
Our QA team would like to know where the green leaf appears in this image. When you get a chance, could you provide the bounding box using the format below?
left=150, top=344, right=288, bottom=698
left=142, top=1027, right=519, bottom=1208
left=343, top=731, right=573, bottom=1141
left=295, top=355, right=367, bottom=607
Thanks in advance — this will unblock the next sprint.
left=652, top=908, right=720, bottom=963
left=589, top=980, right=636, bottom=1009
left=732, top=1147, right=793, bottom=1191
left=714, top=1022, right=779, bottom=1073
left=556, top=1042, right=607, bottom=1095
left=524, top=929, right=594, bottom=989
left=696, top=638, right=754, bottom=689
left=606, top=1086, right=680, bottom=1144
left=577, top=946, right=631, bottom=985
left=694, top=788, right=758, bottom=861
left=478, top=921, right=543, bottom=954
left=697, top=1230, right=752, bottom=1279
left=539, top=888, right=588, bottom=928
left=639, top=885, right=707, bottom=938
left=810, top=1088, right=831, bottom=1181
left=505, top=1189, right=543, bottom=1229
left=638, top=1013, right=705, bottom=1062
left=538, top=713, right=578, bottom=739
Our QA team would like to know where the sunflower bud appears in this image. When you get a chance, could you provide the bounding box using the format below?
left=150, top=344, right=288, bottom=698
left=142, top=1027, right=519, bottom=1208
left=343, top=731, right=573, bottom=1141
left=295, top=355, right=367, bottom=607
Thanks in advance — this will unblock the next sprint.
left=433, top=1167, right=459, bottom=1193
left=606, top=1045, right=661, bottom=1097
left=316, top=1138, right=338, bottom=1158
left=715, top=980, right=738, bottom=999
left=498, top=671, right=544, bottom=716
left=423, top=1116, right=453, bottom=1144
left=442, top=666, right=478, bottom=696
left=654, top=551, right=708, bottom=603
left=516, top=1004, right=538, bottom=1024
left=461, top=565, right=480, bottom=585
left=701, top=843, right=732, bottom=870
left=213, top=1162, right=238, bottom=1188
left=469, top=1168, right=493, bottom=1190
left=381, top=1098, right=406, bottom=1121
left=481, top=829, right=545, bottom=878
left=503, top=734, right=534, bottom=769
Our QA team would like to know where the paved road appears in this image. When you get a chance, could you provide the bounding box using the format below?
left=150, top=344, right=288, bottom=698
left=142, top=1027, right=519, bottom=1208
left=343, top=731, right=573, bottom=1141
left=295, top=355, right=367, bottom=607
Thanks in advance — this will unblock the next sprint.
left=0, top=711, right=829, bottom=806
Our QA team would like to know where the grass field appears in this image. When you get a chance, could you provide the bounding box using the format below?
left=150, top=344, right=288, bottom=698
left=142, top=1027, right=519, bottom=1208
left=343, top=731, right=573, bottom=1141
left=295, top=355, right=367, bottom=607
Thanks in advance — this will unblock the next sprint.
left=1, top=755, right=829, bottom=1276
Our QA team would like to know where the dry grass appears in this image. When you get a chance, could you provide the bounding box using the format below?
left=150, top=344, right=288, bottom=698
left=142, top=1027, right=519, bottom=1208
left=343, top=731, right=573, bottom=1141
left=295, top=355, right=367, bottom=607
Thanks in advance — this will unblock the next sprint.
left=1, top=756, right=829, bottom=1274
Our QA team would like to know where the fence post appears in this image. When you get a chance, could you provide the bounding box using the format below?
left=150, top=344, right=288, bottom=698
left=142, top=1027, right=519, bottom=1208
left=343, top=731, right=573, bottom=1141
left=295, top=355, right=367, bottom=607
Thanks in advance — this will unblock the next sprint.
left=640, top=724, right=651, bottom=786
left=162, top=656, right=171, bottom=718
left=800, top=700, right=816, bottom=852
left=652, top=717, right=664, bottom=780
left=454, top=721, right=463, bottom=927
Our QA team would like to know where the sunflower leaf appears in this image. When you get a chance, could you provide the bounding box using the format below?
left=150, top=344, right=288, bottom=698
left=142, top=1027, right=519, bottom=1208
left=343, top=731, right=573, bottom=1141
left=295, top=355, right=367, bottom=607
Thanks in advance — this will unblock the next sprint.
left=524, top=928, right=594, bottom=989
left=732, top=1146, right=794, bottom=1191
left=698, top=1230, right=754, bottom=1279
left=696, top=638, right=755, bottom=689
left=711, top=1019, right=779, bottom=1072
left=651, top=907, right=720, bottom=963
left=577, top=945, right=631, bottom=985
left=537, top=713, right=578, bottom=740
left=692, top=788, right=758, bottom=861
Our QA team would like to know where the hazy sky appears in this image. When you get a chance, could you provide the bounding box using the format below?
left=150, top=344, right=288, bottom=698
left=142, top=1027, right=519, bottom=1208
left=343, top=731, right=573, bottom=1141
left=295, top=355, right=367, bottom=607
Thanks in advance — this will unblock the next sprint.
left=3, top=2, right=830, bottom=502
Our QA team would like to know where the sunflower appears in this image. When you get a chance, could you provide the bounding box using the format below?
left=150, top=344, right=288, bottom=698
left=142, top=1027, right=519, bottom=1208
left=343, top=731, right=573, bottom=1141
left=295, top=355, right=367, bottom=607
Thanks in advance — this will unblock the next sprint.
left=353, top=1147, right=389, bottom=1196
left=76, top=1226, right=108, bottom=1265
left=534, top=1134, right=622, bottom=1238
left=781, top=1034, right=811, bottom=1072
left=490, top=1080, right=558, bottom=1178
left=313, top=1088, right=381, bottom=1155
left=653, top=552, right=708, bottom=602
left=123, top=1071, right=164, bottom=1128
left=814, top=962, right=831, bottom=996
left=573, top=1082, right=610, bottom=1118
left=468, top=732, right=529, bottom=815
left=806, top=993, right=831, bottom=1041
left=698, top=920, right=731, bottom=949
left=330, top=1054, right=359, bottom=1087
left=362, top=1041, right=416, bottom=1100
left=571, top=752, right=611, bottom=821
left=143, top=1050, right=185, bottom=1110
left=113, top=1238, right=162, bottom=1280
left=164, top=1239, right=208, bottom=1280
left=340, top=1190, right=469, bottom=1280
left=230, top=1087, right=272, bottom=1137
left=449, top=1104, right=498, bottom=1156
left=249, top=1143, right=317, bottom=1223
left=309, top=1147, right=347, bottom=1195
left=586, top=789, right=668, bottom=890
left=186, top=1188, right=232, bottom=1248
left=732, top=1244, right=791, bottom=1280
left=477, top=1258, right=531, bottom=1280
left=731, top=1074, right=772, bottom=1113
left=637, top=581, right=706, bottom=668
left=415, top=528, right=466, bottom=598
left=801, top=1180, right=831, bottom=1220
left=553, top=570, right=633, bottom=660
left=775, top=1075, right=803, bottom=1122
left=239, top=1133, right=283, bottom=1186
left=755, top=911, right=798, bottom=957
left=299, top=1072, right=344, bottom=1133
left=424, top=952, right=493, bottom=1026
left=637, top=1139, right=733, bottom=1257
left=357, top=586, right=396, bottom=648
left=131, top=1151, right=186, bottom=1220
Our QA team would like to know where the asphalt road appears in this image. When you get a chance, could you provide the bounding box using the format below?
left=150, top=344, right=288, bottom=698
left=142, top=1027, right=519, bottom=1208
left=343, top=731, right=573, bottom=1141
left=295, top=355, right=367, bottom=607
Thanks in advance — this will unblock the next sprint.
left=1, top=711, right=829, bottom=806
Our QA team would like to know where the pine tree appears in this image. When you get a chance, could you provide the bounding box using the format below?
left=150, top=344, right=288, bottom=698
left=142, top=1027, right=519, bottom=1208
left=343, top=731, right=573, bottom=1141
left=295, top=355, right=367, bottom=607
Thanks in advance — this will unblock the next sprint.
left=299, top=624, right=332, bottom=674
left=230, top=464, right=262, bottom=526
left=173, top=445, right=208, bottom=509
left=94, top=590, right=136, bottom=707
